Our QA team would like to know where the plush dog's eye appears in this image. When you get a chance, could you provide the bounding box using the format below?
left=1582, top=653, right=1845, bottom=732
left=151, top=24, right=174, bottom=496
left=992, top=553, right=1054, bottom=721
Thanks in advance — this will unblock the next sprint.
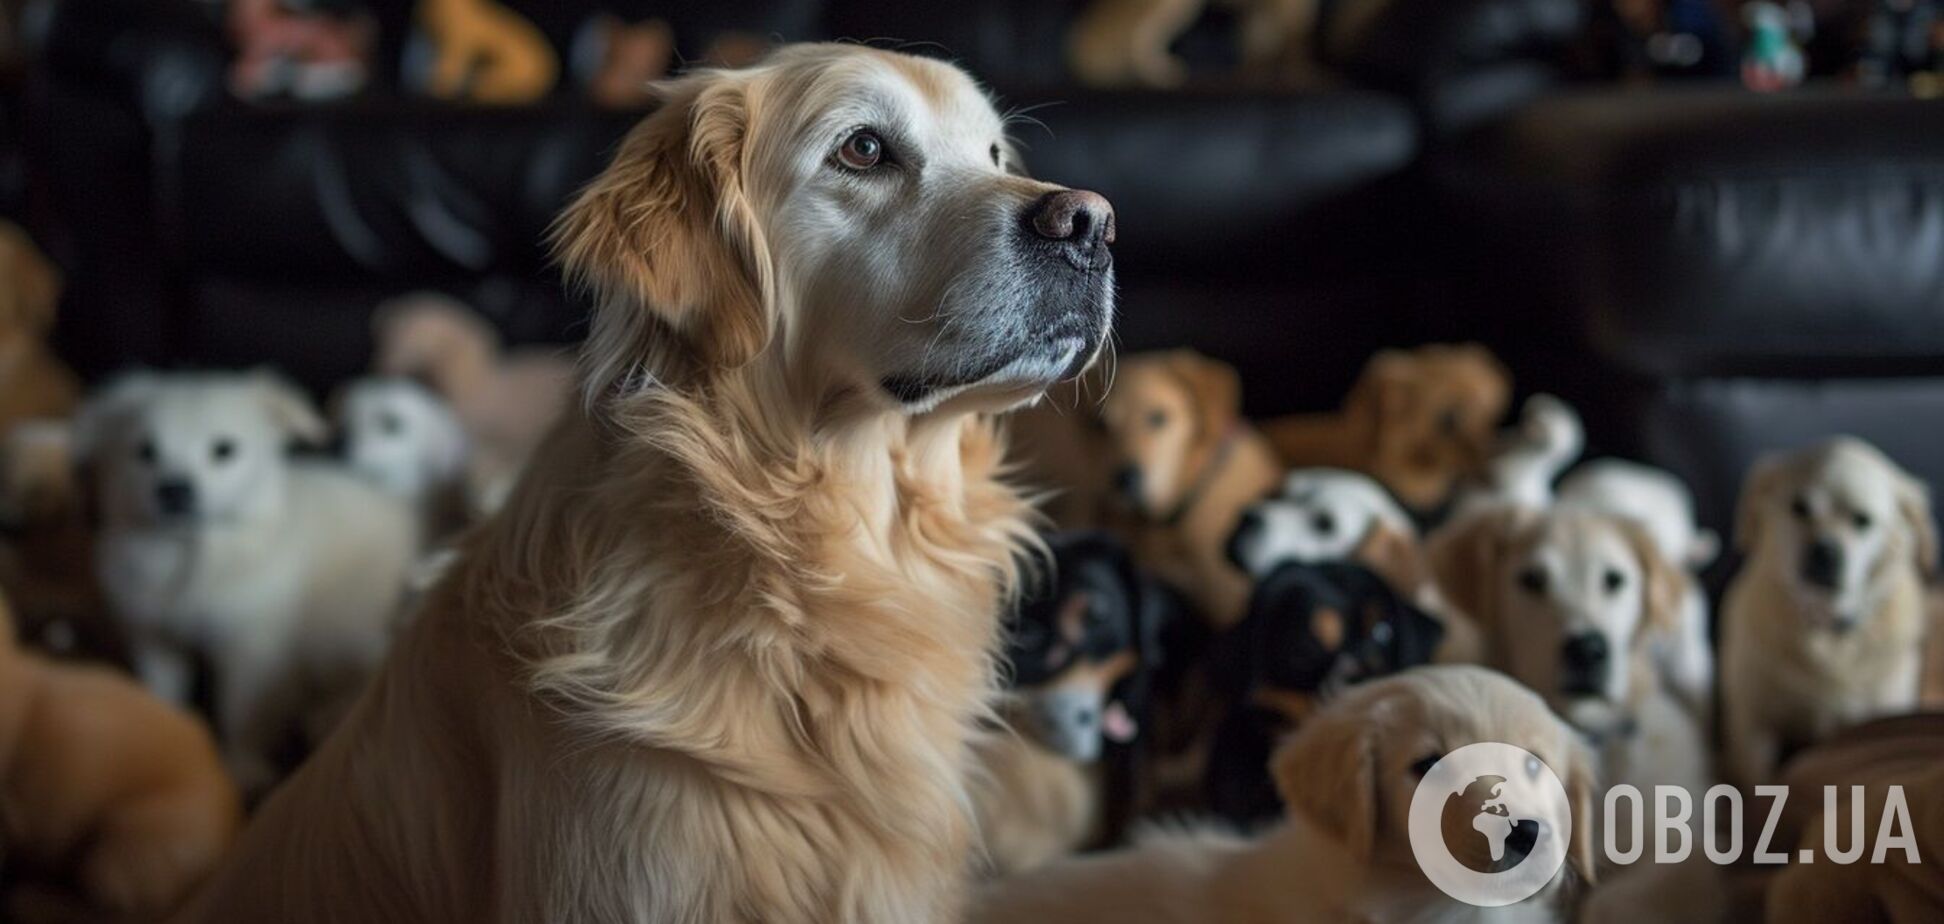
left=1146, top=410, right=1167, bottom=430
left=1312, top=511, right=1337, bottom=536
left=1791, top=496, right=1812, bottom=520
left=990, top=142, right=1002, bottom=167
left=1517, top=567, right=1549, bottom=596
left=1602, top=569, right=1626, bottom=594
left=1410, top=752, right=1443, bottom=777
left=836, top=130, right=885, bottom=170
left=137, top=439, right=158, bottom=464
left=211, top=438, right=238, bottom=463
left=379, top=411, right=404, bottom=436
left=1852, top=510, right=1874, bottom=531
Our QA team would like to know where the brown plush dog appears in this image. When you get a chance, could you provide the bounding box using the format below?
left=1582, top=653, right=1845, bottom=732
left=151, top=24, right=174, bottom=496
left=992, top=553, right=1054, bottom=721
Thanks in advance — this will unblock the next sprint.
left=415, top=0, right=558, bottom=104
left=0, top=223, right=80, bottom=437
left=1101, top=350, right=1281, bottom=627
left=0, top=589, right=240, bottom=920
left=1262, top=344, right=1511, bottom=514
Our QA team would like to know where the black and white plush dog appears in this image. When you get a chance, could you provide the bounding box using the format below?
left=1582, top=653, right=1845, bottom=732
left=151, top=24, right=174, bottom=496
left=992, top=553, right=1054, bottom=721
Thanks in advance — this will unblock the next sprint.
left=1203, top=560, right=1444, bottom=825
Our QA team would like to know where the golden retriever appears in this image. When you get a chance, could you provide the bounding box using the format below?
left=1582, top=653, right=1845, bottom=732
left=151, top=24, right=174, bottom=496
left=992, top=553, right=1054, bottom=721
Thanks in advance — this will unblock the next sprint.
left=971, top=665, right=1596, bottom=924
left=1100, top=349, right=1281, bottom=626
left=1722, top=437, right=1935, bottom=787
left=178, top=44, right=1116, bottom=923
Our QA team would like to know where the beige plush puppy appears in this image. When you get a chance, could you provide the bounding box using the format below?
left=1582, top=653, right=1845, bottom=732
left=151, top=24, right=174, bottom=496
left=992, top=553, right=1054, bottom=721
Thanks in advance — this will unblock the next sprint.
left=1722, top=437, right=1936, bottom=787
left=972, top=665, right=1595, bottom=924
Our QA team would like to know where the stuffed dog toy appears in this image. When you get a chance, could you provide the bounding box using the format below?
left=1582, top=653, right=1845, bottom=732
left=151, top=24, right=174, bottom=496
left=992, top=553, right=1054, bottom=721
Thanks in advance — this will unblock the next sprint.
left=1202, top=559, right=1445, bottom=825
left=1263, top=344, right=1511, bottom=515
left=973, top=665, right=1595, bottom=924
left=1460, top=393, right=1585, bottom=514
left=77, top=370, right=419, bottom=792
left=0, top=422, right=127, bottom=667
left=1722, top=437, right=1935, bottom=787
left=0, top=222, right=79, bottom=437
left=1100, top=350, right=1282, bottom=627
left=336, top=375, right=471, bottom=537
left=977, top=531, right=1176, bottom=874
left=0, top=588, right=240, bottom=920
left=414, top=0, right=558, bottom=104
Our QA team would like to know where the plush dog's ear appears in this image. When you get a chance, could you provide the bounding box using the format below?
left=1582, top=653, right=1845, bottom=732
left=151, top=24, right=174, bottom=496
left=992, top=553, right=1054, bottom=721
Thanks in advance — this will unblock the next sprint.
left=1620, top=519, right=1687, bottom=636
left=251, top=370, right=329, bottom=446
left=1564, top=738, right=1599, bottom=887
left=1425, top=508, right=1521, bottom=632
left=1735, top=455, right=1790, bottom=555
left=1272, top=695, right=1385, bottom=861
left=552, top=70, right=774, bottom=397
left=1162, top=350, right=1241, bottom=440
left=1895, top=470, right=1938, bottom=581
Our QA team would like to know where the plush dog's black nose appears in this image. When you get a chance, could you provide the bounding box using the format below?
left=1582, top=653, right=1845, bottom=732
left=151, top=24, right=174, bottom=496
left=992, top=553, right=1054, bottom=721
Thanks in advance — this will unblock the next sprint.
left=1113, top=465, right=1143, bottom=503
left=155, top=478, right=196, bottom=516
left=1802, top=539, right=1844, bottom=590
left=1560, top=632, right=1609, bottom=695
left=1228, top=510, right=1265, bottom=570
left=1028, top=190, right=1115, bottom=269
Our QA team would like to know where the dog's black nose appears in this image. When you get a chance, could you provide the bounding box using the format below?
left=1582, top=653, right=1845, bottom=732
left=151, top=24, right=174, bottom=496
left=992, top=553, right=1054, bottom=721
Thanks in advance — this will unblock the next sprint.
left=155, top=478, right=196, bottom=516
left=1802, top=539, right=1844, bottom=590
left=1113, top=465, right=1143, bottom=503
left=1027, top=189, right=1115, bottom=269
left=1560, top=632, right=1609, bottom=695
left=1228, top=510, right=1265, bottom=570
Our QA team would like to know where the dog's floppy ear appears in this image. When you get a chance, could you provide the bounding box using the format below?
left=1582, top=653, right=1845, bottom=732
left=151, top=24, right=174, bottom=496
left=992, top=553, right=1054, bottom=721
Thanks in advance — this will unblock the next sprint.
left=1355, top=520, right=1429, bottom=597
left=1735, top=454, right=1790, bottom=556
left=1272, top=694, right=1386, bottom=861
left=1619, top=519, right=1686, bottom=636
left=552, top=70, right=774, bottom=395
left=251, top=370, right=329, bottom=446
left=1425, top=508, right=1521, bottom=632
left=1889, top=468, right=1939, bottom=581
left=1564, top=738, right=1599, bottom=887
left=1164, top=350, right=1241, bottom=439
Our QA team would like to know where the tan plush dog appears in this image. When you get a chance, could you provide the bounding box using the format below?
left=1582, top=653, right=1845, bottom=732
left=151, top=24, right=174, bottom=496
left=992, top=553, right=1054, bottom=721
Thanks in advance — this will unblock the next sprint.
left=972, top=665, right=1596, bottom=924
left=1067, top=0, right=1321, bottom=88
left=1100, top=350, right=1282, bottom=626
left=1722, top=438, right=1936, bottom=788
left=0, top=222, right=80, bottom=436
left=416, top=0, right=558, bottom=104
left=1263, top=344, right=1511, bottom=515
left=0, top=589, right=240, bottom=920
left=372, top=292, right=574, bottom=513
left=0, top=422, right=125, bottom=665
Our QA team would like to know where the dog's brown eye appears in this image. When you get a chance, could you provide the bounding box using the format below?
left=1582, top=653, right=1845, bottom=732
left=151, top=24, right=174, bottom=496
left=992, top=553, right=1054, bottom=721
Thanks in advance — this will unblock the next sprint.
left=1791, top=496, right=1812, bottom=520
left=837, top=130, right=884, bottom=170
left=1603, top=569, right=1626, bottom=594
left=211, top=438, right=237, bottom=463
left=1146, top=410, right=1167, bottom=430
left=1517, top=567, right=1548, bottom=596
left=1852, top=511, right=1873, bottom=530
left=137, top=439, right=158, bottom=464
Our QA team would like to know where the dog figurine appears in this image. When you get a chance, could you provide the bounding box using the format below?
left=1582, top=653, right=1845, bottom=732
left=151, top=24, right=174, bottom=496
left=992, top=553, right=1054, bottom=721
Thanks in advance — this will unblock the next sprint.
left=414, top=0, right=558, bottom=104
left=336, top=375, right=471, bottom=538
left=1262, top=344, right=1511, bottom=515
left=0, top=222, right=79, bottom=437
left=0, top=588, right=240, bottom=920
left=77, top=370, right=419, bottom=792
left=976, top=531, right=1174, bottom=875
left=972, top=665, right=1595, bottom=924
left=1100, top=349, right=1282, bottom=627
left=1721, top=437, right=1935, bottom=787
left=1202, top=559, right=1445, bottom=825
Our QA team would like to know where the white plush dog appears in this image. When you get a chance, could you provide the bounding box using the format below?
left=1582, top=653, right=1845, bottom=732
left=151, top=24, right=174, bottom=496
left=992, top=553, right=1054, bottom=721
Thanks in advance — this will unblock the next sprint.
left=1558, top=459, right=1719, bottom=717
left=335, top=376, right=469, bottom=533
left=77, top=370, right=419, bottom=791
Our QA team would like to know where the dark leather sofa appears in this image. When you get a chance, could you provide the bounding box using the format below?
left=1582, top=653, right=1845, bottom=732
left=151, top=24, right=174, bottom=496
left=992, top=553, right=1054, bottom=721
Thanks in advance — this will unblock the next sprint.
left=16, top=0, right=1944, bottom=551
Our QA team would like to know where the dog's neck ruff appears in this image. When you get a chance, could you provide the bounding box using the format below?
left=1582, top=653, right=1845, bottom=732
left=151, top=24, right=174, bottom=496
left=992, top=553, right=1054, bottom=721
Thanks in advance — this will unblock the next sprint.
left=1156, top=422, right=1244, bottom=528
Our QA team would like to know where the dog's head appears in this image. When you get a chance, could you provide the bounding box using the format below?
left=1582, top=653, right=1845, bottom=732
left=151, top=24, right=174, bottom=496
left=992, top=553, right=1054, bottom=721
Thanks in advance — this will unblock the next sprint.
left=1003, top=531, right=1172, bottom=762
left=1098, top=350, right=1240, bottom=519
left=552, top=44, right=1115, bottom=416
left=1271, top=665, right=1596, bottom=884
left=1429, top=508, right=1683, bottom=718
left=1737, top=437, right=1936, bottom=632
left=1228, top=468, right=1420, bottom=584
left=75, top=371, right=328, bottom=529
left=335, top=377, right=469, bottom=500
left=1343, top=344, right=1509, bottom=510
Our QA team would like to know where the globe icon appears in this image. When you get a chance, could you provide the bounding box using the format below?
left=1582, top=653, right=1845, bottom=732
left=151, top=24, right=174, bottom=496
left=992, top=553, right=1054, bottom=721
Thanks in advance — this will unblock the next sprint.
left=1439, top=774, right=1542, bottom=874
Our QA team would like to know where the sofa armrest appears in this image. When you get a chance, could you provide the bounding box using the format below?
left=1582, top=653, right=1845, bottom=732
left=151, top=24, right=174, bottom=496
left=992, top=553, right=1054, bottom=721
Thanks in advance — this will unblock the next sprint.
left=27, top=0, right=227, bottom=123
left=1327, top=0, right=1585, bottom=133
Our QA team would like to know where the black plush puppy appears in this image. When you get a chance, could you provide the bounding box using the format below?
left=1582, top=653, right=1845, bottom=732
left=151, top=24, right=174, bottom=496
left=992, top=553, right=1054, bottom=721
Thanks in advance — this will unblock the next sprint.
left=1203, top=560, right=1444, bottom=826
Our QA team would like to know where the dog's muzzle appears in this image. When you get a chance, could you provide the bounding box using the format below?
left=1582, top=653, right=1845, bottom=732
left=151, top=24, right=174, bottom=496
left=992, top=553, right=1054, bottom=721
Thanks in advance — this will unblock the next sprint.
left=1026, top=189, right=1115, bottom=273
left=1559, top=632, right=1609, bottom=697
